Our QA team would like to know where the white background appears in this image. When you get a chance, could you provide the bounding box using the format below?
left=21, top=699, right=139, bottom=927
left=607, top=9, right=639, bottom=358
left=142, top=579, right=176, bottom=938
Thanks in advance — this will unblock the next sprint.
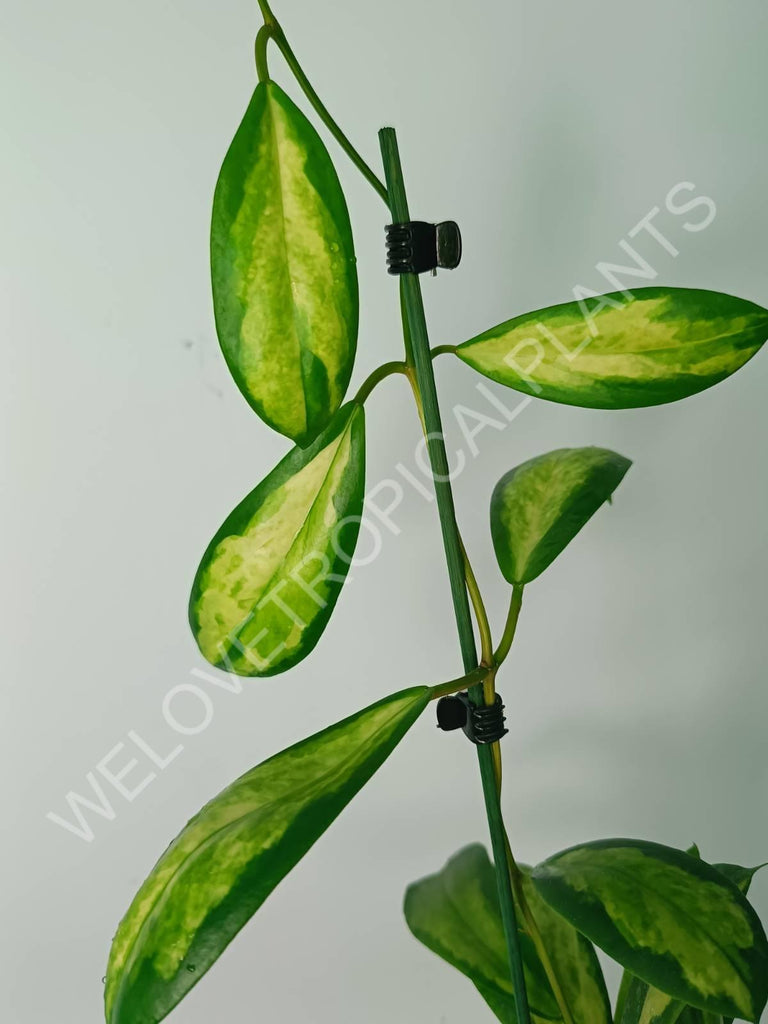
left=3, top=0, right=767, bottom=1021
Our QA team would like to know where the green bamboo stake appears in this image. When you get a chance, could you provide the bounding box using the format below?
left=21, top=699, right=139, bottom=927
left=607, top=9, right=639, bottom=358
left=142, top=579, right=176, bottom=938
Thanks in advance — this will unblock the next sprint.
left=378, top=126, right=532, bottom=1024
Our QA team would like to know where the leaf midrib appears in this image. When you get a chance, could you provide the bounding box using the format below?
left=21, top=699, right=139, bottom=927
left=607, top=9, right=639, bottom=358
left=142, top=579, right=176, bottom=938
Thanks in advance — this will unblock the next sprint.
left=222, top=414, right=353, bottom=666
left=110, top=692, right=419, bottom=1018
left=468, top=323, right=766, bottom=364
left=265, top=88, right=311, bottom=434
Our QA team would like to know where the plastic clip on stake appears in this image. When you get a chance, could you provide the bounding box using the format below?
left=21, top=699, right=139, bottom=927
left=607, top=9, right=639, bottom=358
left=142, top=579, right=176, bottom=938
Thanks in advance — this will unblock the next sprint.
left=385, top=220, right=462, bottom=276
left=436, top=692, right=508, bottom=745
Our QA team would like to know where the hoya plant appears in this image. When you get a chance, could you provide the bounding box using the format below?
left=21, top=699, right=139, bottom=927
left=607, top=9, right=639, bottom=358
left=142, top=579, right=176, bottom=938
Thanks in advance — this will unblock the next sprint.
left=105, top=4, right=768, bottom=1023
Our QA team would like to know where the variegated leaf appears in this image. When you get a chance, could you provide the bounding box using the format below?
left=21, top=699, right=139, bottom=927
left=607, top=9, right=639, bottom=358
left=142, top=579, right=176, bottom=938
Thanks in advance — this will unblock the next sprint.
left=618, top=976, right=684, bottom=1024
left=189, top=403, right=364, bottom=676
left=711, top=860, right=766, bottom=1024
left=105, top=686, right=430, bottom=1024
left=490, top=447, right=630, bottom=584
left=455, top=288, right=767, bottom=409
left=211, top=81, right=358, bottom=445
left=404, top=844, right=561, bottom=1021
left=618, top=853, right=767, bottom=1024
left=519, top=866, right=612, bottom=1024
left=531, top=839, right=768, bottom=1022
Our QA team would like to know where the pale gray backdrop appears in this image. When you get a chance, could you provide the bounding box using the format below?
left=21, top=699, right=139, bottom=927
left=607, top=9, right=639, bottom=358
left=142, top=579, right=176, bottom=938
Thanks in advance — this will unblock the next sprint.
left=3, top=0, right=767, bottom=1021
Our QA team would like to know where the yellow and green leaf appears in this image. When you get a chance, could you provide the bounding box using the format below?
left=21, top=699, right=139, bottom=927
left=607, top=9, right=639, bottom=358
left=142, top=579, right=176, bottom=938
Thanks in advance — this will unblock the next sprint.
left=490, top=447, right=631, bottom=585
left=189, top=403, right=364, bottom=676
left=616, top=854, right=767, bottom=1024
left=531, top=839, right=768, bottom=1022
left=105, top=685, right=430, bottom=1024
left=618, top=976, right=684, bottom=1024
left=519, top=866, right=612, bottom=1024
left=455, top=288, right=768, bottom=409
left=211, top=81, right=358, bottom=445
left=404, top=844, right=560, bottom=1021
left=404, top=844, right=611, bottom=1024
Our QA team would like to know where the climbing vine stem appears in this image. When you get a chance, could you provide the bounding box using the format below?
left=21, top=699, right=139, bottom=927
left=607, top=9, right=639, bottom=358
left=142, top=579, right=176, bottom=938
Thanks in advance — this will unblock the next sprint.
left=256, top=2, right=388, bottom=203
left=378, top=125, right=532, bottom=1024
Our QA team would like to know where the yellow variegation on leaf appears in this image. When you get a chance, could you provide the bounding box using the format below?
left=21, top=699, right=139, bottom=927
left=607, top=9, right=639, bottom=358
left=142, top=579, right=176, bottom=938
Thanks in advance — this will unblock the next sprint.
left=616, top=854, right=768, bottom=1024
left=531, top=839, right=768, bottom=1022
left=404, top=844, right=611, bottom=1024
left=105, top=686, right=430, bottom=1024
left=211, top=80, right=358, bottom=445
left=490, top=446, right=631, bottom=585
left=404, top=844, right=561, bottom=1021
left=189, top=403, right=364, bottom=676
left=455, top=287, right=768, bottom=409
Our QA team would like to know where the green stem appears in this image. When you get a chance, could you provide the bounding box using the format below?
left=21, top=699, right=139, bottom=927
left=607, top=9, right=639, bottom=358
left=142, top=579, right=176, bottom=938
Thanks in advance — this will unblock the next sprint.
left=256, top=4, right=388, bottom=204
left=431, top=343, right=457, bottom=358
left=378, top=126, right=531, bottom=1024
left=255, top=24, right=272, bottom=81
left=505, top=842, right=577, bottom=1024
left=256, top=0, right=278, bottom=26
left=460, top=535, right=494, bottom=666
left=430, top=666, right=490, bottom=700
left=494, top=585, right=524, bottom=666
left=353, top=360, right=408, bottom=404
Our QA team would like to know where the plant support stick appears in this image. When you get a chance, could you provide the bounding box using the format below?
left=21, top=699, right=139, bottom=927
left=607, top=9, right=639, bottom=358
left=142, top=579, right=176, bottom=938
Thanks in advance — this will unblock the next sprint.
left=378, top=126, right=532, bottom=1024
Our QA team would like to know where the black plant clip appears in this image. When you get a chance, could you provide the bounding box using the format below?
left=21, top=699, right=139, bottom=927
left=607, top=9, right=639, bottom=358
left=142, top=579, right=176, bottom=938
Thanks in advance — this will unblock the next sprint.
left=385, top=220, right=462, bottom=275
left=435, top=691, right=508, bottom=745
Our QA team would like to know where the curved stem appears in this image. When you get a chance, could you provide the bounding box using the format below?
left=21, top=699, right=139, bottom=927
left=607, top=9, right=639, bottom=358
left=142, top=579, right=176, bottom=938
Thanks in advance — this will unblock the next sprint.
left=255, top=24, right=273, bottom=81
left=494, top=585, right=524, bottom=665
left=460, top=535, right=494, bottom=666
left=431, top=343, right=457, bottom=358
left=353, top=360, right=408, bottom=404
left=256, top=5, right=388, bottom=204
left=379, top=126, right=531, bottom=1024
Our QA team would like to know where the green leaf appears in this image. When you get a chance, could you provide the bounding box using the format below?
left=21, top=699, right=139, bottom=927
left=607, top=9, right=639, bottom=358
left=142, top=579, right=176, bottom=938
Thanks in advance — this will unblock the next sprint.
left=211, top=81, right=358, bottom=446
left=490, top=447, right=631, bottom=584
left=618, top=976, right=684, bottom=1024
left=711, top=861, right=766, bottom=1024
left=105, top=685, right=429, bottom=1024
left=518, top=867, right=612, bottom=1024
left=531, top=839, right=768, bottom=1022
left=189, top=403, right=364, bottom=676
left=679, top=1012, right=723, bottom=1024
left=713, top=861, right=767, bottom=896
left=404, top=844, right=561, bottom=1022
left=617, top=854, right=767, bottom=1024
left=455, top=288, right=767, bottom=409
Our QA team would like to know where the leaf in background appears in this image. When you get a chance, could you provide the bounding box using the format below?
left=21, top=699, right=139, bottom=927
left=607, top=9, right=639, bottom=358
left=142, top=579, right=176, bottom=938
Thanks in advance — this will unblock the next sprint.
left=105, top=685, right=430, bottom=1024
left=518, top=866, right=612, bottom=1024
left=490, top=447, right=630, bottom=584
left=189, top=403, right=364, bottom=676
left=211, top=81, right=358, bottom=446
left=404, top=844, right=561, bottom=1022
left=455, top=288, right=767, bottom=409
left=531, top=839, right=768, bottom=1022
